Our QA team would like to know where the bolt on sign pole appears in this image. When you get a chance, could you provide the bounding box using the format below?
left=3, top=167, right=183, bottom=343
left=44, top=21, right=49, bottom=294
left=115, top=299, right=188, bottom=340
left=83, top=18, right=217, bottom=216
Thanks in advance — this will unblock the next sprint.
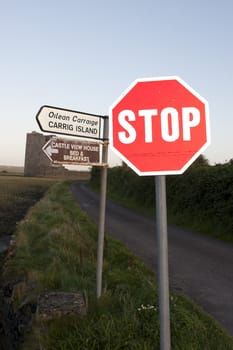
left=155, top=175, right=171, bottom=350
left=96, top=117, right=109, bottom=298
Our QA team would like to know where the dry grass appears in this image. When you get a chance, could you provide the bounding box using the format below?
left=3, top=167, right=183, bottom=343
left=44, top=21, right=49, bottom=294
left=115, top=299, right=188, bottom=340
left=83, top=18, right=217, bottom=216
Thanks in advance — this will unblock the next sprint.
left=0, top=165, right=24, bottom=175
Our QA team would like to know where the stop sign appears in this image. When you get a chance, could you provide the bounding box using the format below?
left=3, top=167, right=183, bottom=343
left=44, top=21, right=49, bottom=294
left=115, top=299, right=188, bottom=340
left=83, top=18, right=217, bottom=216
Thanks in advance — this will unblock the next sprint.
left=109, top=76, right=210, bottom=175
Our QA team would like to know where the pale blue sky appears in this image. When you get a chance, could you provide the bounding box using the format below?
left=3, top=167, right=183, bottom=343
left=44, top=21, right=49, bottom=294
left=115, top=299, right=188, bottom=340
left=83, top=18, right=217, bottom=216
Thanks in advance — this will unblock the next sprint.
left=0, top=0, right=232, bottom=166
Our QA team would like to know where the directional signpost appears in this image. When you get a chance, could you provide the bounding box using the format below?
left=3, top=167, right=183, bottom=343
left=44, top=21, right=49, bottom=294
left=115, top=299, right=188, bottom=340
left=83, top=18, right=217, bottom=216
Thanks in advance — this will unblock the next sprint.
left=36, top=104, right=109, bottom=300
left=109, top=76, right=210, bottom=350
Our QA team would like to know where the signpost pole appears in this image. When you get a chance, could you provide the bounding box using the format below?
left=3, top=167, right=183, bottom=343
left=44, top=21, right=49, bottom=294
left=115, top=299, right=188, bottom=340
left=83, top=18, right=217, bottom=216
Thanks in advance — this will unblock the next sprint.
left=96, top=141, right=108, bottom=298
left=155, top=175, right=171, bottom=350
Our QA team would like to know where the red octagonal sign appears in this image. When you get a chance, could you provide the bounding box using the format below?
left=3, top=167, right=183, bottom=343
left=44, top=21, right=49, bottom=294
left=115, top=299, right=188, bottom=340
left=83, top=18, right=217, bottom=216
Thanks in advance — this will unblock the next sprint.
left=109, top=76, right=210, bottom=175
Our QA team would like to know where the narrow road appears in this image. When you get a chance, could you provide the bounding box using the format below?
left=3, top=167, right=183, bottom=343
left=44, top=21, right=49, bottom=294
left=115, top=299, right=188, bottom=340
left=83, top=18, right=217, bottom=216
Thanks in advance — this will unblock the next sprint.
left=71, top=183, right=233, bottom=337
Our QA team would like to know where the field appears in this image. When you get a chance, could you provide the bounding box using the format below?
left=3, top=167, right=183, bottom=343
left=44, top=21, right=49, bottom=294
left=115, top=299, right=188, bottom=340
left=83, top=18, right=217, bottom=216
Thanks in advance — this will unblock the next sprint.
left=0, top=165, right=24, bottom=175
left=0, top=175, right=55, bottom=239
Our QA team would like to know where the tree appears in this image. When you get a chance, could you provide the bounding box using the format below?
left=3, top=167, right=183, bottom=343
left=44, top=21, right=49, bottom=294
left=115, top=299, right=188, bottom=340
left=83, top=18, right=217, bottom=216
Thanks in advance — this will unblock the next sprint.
left=191, top=155, right=209, bottom=167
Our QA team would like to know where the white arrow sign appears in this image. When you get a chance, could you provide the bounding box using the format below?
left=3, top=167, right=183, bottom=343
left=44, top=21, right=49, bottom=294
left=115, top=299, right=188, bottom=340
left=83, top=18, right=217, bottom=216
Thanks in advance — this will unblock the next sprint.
left=43, top=143, right=59, bottom=161
left=36, top=105, right=107, bottom=140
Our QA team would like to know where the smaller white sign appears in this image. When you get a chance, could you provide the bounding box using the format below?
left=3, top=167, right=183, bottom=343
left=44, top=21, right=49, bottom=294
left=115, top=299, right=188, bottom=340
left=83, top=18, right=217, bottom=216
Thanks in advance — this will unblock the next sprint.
left=36, top=105, right=104, bottom=140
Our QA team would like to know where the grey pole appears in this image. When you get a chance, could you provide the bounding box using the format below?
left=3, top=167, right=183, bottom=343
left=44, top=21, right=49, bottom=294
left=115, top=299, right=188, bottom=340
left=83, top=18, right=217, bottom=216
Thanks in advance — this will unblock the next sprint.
left=96, top=141, right=108, bottom=298
left=155, top=175, right=171, bottom=350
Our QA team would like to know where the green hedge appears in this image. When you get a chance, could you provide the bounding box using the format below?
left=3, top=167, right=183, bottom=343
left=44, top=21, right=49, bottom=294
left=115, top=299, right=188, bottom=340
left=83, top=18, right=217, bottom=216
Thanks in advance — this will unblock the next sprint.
left=90, top=161, right=233, bottom=240
left=166, top=163, right=233, bottom=238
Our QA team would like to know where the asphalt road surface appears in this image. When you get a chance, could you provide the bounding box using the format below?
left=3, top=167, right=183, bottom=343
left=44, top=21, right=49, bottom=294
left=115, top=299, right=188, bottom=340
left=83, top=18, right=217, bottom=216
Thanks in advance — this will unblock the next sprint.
left=71, top=183, right=233, bottom=337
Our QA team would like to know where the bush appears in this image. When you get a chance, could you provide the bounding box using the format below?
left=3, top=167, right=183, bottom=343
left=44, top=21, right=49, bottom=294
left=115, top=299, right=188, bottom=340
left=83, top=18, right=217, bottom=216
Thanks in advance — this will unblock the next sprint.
left=90, top=160, right=233, bottom=240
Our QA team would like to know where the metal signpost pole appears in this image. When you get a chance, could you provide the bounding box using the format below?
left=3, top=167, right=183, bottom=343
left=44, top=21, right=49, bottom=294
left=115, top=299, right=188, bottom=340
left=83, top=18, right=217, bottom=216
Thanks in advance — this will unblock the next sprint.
left=155, top=175, right=171, bottom=350
left=96, top=140, right=108, bottom=298
left=96, top=116, right=109, bottom=298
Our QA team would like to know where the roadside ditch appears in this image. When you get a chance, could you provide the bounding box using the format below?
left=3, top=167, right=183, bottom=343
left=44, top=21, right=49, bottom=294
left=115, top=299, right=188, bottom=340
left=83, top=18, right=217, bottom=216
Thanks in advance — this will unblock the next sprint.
left=0, top=236, right=86, bottom=350
left=0, top=237, right=21, bottom=350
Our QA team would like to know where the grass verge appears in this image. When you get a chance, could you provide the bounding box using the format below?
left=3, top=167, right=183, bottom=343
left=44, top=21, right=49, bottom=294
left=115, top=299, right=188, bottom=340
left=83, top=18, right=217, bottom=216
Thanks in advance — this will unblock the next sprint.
left=3, top=181, right=233, bottom=349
